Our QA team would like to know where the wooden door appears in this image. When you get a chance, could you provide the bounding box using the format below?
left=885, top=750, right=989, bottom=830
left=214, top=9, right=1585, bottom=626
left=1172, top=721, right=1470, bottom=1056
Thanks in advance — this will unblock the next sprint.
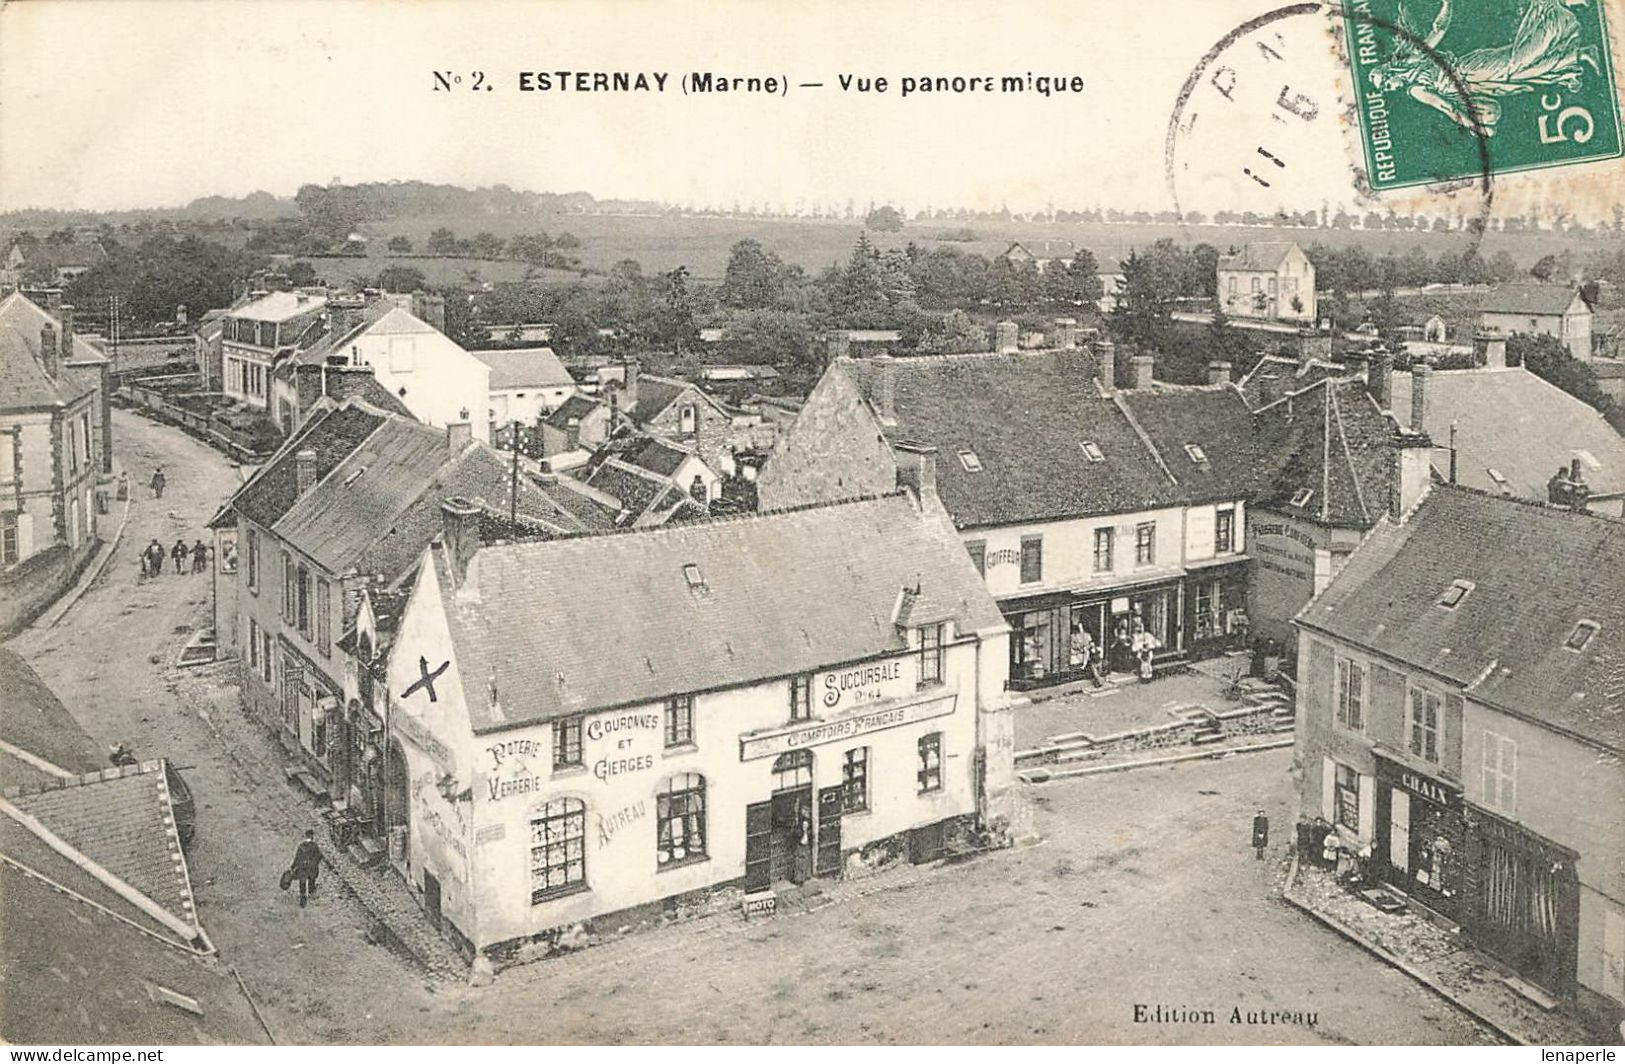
left=815, top=786, right=843, bottom=879
left=1389, top=789, right=1411, bottom=874
left=744, top=801, right=773, bottom=893
left=423, top=871, right=442, bottom=930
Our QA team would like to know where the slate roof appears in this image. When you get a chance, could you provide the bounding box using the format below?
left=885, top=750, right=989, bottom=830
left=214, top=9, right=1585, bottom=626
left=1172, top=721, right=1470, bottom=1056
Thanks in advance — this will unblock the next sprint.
left=0, top=647, right=104, bottom=790
left=1299, top=486, right=1625, bottom=751
left=1477, top=284, right=1586, bottom=318
left=438, top=492, right=1006, bottom=731
left=472, top=346, right=573, bottom=389
left=1251, top=378, right=1399, bottom=527
left=543, top=394, right=603, bottom=430
left=0, top=291, right=101, bottom=409
left=211, top=400, right=388, bottom=531
left=1236, top=353, right=1354, bottom=406
left=1218, top=242, right=1299, bottom=271
left=1390, top=366, right=1625, bottom=502
left=228, top=289, right=329, bottom=323
left=627, top=437, right=697, bottom=478
left=840, top=352, right=1188, bottom=526
left=291, top=297, right=398, bottom=366
left=1118, top=386, right=1267, bottom=505
left=585, top=457, right=677, bottom=524
left=628, top=374, right=724, bottom=424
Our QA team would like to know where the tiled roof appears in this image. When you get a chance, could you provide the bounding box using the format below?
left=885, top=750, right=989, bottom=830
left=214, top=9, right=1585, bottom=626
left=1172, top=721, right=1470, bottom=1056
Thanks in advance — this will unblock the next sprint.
left=0, top=292, right=100, bottom=408
left=227, top=289, right=329, bottom=323
left=585, top=457, right=674, bottom=524
left=1218, top=241, right=1299, bottom=271
left=627, top=437, right=696, bottom=478
left=628, top=374, right=723, bottom=425
left=840, top=352, right=1187, bottom=526
left=1390, top=366, right=1625, bottom=502
left=543, top=394, right=602, bottom=430
left=1251, top=378, right=1397, bottom=527
left=440, top=492, right=1007, bottom=731
left=1477, top=284, right=1586, bottom=318
left=1118, top=386, right=1266, bottom=505
left=0, top=647, right=104, bottom=790
left=1299, top=486, right=1625, bottom=751
left=213, top=401, right=387, bottom=531
left=1236, top=353, right=1353, bottom=406
left=472, top=346, right=573, bottom=389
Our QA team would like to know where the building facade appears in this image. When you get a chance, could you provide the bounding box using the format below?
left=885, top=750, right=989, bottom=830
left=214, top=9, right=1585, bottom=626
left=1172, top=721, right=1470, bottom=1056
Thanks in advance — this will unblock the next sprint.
left=1217, top=241, right=1317, bottom=323
left=1477, top=284, right=1593, bottom=361
left=221, top=291, right=328, bottom=415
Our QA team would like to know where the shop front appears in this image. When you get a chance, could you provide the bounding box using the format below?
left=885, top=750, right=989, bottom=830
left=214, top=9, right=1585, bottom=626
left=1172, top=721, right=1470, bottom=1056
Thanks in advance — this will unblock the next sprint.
left=1462, top=804, right=1581, bottom=996
left=1183, top=558, right=1251, bottom=659
left=1373, top=753, right=1466, bottom=920
left=1005, top=579, right=1186, bottom=689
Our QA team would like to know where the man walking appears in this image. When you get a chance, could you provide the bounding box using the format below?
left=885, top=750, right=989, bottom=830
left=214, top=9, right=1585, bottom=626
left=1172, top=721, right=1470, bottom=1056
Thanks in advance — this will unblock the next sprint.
left=171, top=538, right=189, bottom=574
left=149, top=467, right=166, bottom=499
left=143, top=538, right=165, bottom=579
left=191, top=538, right=209, bottom=573
left=289, top=829, right=322, bottom=908
left=1252, top=809, right=1270, bottom=860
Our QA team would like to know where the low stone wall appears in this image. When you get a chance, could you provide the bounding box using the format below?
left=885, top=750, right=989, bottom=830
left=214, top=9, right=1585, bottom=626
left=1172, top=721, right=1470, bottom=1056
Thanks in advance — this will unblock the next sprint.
left=0, top=539, right=101, bottom=639
left=1018, top=705, right=1278, bottom=767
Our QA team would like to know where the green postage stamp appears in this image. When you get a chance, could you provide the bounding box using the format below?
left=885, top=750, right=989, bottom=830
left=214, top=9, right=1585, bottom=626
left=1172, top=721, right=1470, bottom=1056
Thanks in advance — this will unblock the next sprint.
left=1343, top=0, right=1624, bottom=188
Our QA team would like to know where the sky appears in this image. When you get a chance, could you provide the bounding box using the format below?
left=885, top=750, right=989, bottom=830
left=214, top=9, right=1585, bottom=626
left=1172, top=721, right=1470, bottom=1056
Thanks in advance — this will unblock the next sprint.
left=1, top=0, right=1620, bottom=223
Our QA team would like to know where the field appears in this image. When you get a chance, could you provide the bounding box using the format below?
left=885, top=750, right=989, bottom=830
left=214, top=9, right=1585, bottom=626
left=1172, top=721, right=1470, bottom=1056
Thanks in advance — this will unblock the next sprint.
left=299, top=253, right=579, bottom=289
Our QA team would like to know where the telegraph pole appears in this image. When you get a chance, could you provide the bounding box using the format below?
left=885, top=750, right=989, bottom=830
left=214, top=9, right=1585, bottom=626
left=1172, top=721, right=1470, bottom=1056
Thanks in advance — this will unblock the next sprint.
left=509, top=419, right=521, bottom=524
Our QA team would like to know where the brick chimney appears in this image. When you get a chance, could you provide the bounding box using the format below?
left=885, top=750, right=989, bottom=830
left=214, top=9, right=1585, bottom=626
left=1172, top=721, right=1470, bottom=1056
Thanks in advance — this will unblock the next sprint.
left=447, top=420, right=473, bottom=456
left=1366, top=347, right=1394, bottom=411
left=874, top=353, right=897, bottom=426
left=994, top=321, right=1018, bottom=355
left=1207, top=361, right=1232, bottom=386
left=59, top=305, right=76, bottom=363
left=826, top=330, right=851, bottom=363
left=440, top=496, right=483, bottom=588
left=1095, top=339, right=1116, bottom=396
left=1410, top=364, right=1432, bottom=433
left=894, top=442, right=937, bottom=500
left=294, top=448, right=317, bottom=496
left=565, top=417, right=581, bottom=452
left=1131, top=353, right=1155, bottom=390
left=39, top=324, right=60, bottom=378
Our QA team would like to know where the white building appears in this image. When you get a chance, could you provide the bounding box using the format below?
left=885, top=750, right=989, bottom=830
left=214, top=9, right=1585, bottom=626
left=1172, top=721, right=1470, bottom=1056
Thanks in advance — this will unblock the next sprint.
left=472, top=346, right=577, bottom=434
left=1217, top=242, right=1317, bottom=324
left=221, top=291, right=329, bottom=412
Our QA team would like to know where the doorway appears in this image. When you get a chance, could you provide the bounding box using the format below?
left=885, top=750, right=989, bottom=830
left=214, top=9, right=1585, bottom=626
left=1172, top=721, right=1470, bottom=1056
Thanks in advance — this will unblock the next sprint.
left=769, top=750, right=813, bottom=885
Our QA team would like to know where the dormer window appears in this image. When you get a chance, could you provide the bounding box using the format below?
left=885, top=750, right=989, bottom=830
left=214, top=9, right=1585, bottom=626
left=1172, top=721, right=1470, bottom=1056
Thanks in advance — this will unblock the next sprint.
left=1565, top=620, right=1599, bottom=652
left=1436, top=579, right=1474, bottom=610
left=1080, top=441, right=1104, bottom=463
left=1184, top=443, right=1208, bottom=463
left=957, top=449, right=983, bottom=473
left=1289, top=488, right=1314, bottom=508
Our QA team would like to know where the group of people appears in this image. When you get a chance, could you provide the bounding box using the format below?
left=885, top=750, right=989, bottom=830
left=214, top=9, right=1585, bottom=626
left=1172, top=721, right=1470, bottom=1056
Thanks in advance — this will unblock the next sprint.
left=141, top=536, right=209, bottom=577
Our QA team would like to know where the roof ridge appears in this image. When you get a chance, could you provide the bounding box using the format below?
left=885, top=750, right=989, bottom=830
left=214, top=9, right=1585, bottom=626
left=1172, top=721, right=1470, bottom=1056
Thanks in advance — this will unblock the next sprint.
left=1110, top=392, right=1178, bottom=485
left=0, top=855, right=208, bottom=958
left=0, top=759, right=161, bottom=800
left=1327, top=386, right=1372, bottom=524
left=1429, top=480, right=1625, bottom=526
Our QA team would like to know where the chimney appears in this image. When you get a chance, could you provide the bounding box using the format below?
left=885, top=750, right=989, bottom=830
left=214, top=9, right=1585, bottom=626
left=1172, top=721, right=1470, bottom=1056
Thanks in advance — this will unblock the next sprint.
left=894, top=442, right=938, bottom=500
left=1256, top=373, right=1282, bottom=407
left=446, top=420, right=473, bottom=456
left=826, top=330, right=851, bottom=362
left=39, top=324, right=60, bottom=378
left=1477, top=331, right=1507, bottom=370
left=1131, top=353, right=1155, bottom=390
left=1391, top=440, right=1434, bottom=521
left=1207, top=361, right=1232, bottom=386
left=294, top=448, right=317, bottom=497
left=1095, top=339, right=1116, bottom=396
left=1053, top=318, right=1078, bottom=350
left=622, top=358, right=640, bottom=408
left=565, top=417, right=581, bottom=452
left=874, top=353, right=897, bottom=426
left=59, top=305, right=75, bottom=363
left=1409, top=364, right=1431, bottom=432
left=1366, top=347, right=1394, bottom=410
left=994, top=321, right=1018, bottom=354
left=440, top=496, right=483, bottom=588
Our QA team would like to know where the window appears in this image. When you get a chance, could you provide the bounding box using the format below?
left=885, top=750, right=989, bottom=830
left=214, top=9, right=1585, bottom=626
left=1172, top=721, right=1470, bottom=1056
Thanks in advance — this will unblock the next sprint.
left=965, top=540, right=986, bottom=576
left=1436, top=580, right=1474, bottom=610
left=1080, top=441, right=1104, bottom=463
left=246, top=528, right=259, bottom=592
left=918, top=623, right=945, bottom=686
left=530, top=798, right=586, bottom=902
left=1215, top=507, right=1235, bottom=554
left=1334, top=763, right=1360, bottom=830
left=1019, top=535, right=1043, bottom=584
left=1481, top=731, right=1517, bottom=814
left=282, top=553, right=295, bottom=623
left=316, top=579, right=331, bottom=657
left=296, top=565, right=312, bottom=639
left=665, top=694, right=694, bottom=747
left=679, top=404, right=698, bottom=435
left=81, top=415, right=91, bottom=470
left=1290, top=488, right=1314, bottom=508
left=1408, top=688, right=1441, bottom=763
left=842, top=747, right=869, bottom=813
left=1184, top=443, right=1207, bottom=464
left=1228, top=276, right=1237, bottom=294
left=552, top=716, right=583, bottom=769
left=1093, top=527, right=1114, bottom=573
left=260, top=629, right=273, bottom=683
left=1565, top=621, right=1599, bottom=652
left=917, top=733, right=943, bottom=793
left=656, top=774, right=707, bottom=866
left=248, top=619, right=260, bottom=673
left=1335, top=657, right=1365, bottom=731
left=789, top=674, right=813, bottom=722
left=1, top=513, right=17, bottom=566
left=1134, top=522, right=1156, bottom=566
left=957, top=449, right=983, bottom=473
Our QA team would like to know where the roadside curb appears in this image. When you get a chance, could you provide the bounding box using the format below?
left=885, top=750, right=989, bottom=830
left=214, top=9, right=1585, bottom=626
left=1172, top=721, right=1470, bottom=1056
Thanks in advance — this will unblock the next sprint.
left=1280, top=852, right=1526, bottom=1046
left=35, top=464, right=132, bottom=631
left=1018, top=736, right=1292, bottom=783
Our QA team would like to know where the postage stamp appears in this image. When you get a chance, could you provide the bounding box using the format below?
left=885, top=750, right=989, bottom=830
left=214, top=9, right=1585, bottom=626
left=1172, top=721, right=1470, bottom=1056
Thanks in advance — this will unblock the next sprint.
left=1342, top=0, right=1623, bottom=189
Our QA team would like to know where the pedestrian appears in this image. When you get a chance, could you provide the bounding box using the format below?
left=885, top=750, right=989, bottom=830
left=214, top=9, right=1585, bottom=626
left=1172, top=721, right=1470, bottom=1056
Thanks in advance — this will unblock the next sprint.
left=288, top=829, right=322, bottom=908
left=191, top=538, right=209, bottom=574
left=171, top=538, right=188, bottom=574
left=1087, top=637, right=1106, bottom=688
left=143, top=538, right=165, bottom=578
left=149, top=467, right=166, bottom=499
left=1252, top=809, right=1269, bottom=860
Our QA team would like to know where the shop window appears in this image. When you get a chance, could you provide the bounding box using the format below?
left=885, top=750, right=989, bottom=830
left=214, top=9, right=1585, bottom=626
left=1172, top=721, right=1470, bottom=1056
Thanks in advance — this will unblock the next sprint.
left=917, top=733, right=943, bottom=793
left=656, top=774, right=707, bottom=867
left=530, top=798, right=587, bottom=902
left=246, top=528, right=259, bottom=593
left=965, top=540, right=986, bottom=577
left=1481, top=731, right=1516, bottom=814
left=1215, top=507, right=1235, bottom=554
left=1019, top=535, right=1043, bottom=584
left=842, top=747, right=869, bottom=813
left=1013, top=610, right=1054, bottom=683
left=1334, top=763, right=1360, bottom=831
left=552, top=716, right=583, bottom=769
left=1134, top=522, right=1156, bottom=566
left=1335, top=657, right=1365, bottom=731
left=1194, top=580, right=1224, bottom=641
left=1093, top=527, right=1114, bottom=573
left=917, top=623, right=944, bottom=686
left=772, top=749, right=813, bottom=792
left=1408, top=688, right=1441, bottom=763
left=789, top=674, right=813, bottom=722
left=665, top=694, right=695, bottom=747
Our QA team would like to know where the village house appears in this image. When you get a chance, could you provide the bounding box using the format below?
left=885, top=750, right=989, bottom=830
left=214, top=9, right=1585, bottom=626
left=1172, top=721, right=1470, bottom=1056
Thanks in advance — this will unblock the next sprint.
left=583, top=435, right=720, bottom=524
left=539, top=362, right=744, bottom=474
left=220, top=290, right=330, bottom=416
left=1217, top=241, right=1317, bottom=324
left=192, top=308, right=227, bottom=392
left=1477, top=284, right=1593, bottom=361
left=473, top=346, right=577, bottom=444
left=0, top=294, right=107, bottom=634
left=1293, top=486, right=1625, bottom=1018
left=759, top=347, right=1256, bottom=687
left=0, top=239, right=106, bottom=288
left=373, top=483, right=1012, bottom=958
left=207, top=398, right=609, bottom=819
left=1001, top=240, right=1077, bottom=273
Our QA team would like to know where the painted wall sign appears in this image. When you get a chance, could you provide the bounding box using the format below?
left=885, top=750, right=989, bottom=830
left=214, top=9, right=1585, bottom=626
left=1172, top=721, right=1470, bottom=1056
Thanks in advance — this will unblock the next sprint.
left=739, top=693, right=956, bottom=761
left=595, top=800, right=648, bottom=849
left=1399, top=770, right=1459, bottom=810
left=393, top=708, right=456, bottom=773
left=819, top=656, right=910, bottom=709
left=985, top=548, right=1020, bottom=569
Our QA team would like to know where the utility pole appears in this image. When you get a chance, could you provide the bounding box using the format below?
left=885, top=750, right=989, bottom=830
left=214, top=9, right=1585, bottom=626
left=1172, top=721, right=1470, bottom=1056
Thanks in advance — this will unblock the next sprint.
left=509, top=419, right=521, bottom=524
